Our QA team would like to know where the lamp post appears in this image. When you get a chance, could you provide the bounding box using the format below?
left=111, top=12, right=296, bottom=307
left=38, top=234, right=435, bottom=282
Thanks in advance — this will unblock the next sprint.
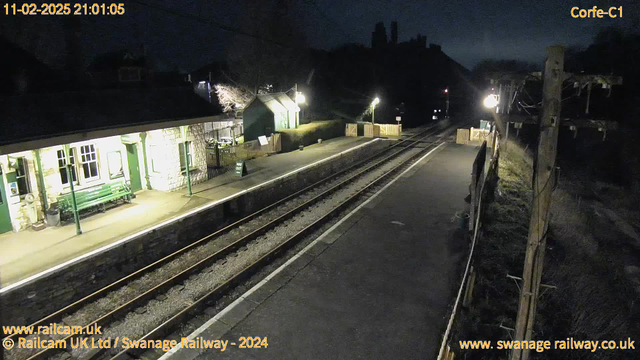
left=444, top=88, right=450, bottom=118
left=180, top=125, right=192, bottom=196
left=64, top=144, right=82, bottom=235
left=371, top=97, right=380, bottom=124
left=295, top=88, right=306, bottom=128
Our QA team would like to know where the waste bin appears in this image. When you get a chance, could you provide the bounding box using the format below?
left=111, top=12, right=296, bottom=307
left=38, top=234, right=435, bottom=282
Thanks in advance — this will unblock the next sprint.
left=455, top=211, right=469, bottom=230
left=46, top=207, right=60, bottom=227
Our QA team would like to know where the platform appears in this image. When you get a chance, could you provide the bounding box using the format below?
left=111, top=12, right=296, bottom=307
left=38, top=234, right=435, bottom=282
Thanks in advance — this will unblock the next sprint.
left=0, top=136, right=379, bottom=288
left=166, top=142, right=478, bottom=360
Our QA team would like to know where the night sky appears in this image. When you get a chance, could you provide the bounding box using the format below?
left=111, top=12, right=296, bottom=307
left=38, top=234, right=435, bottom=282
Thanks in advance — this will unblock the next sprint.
left=3, top=0, right=639, bottom=72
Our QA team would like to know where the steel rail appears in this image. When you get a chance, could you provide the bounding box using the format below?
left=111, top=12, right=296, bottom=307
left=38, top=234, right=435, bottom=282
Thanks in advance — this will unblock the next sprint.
left=109, top=125, right=458, bottom=360
left=17, top=125, right=447, bottom=360
left=3, top=125, right=434, bottom=346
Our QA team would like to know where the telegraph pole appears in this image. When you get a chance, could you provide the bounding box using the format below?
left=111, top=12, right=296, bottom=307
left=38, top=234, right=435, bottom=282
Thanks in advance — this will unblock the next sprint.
left=511, top=46, right=564, bottom=360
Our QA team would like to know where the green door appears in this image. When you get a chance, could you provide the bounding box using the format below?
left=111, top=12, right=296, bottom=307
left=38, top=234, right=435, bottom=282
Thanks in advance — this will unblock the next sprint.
left=125, top=144, right=142, bottom=192
left=0, top=167, right=13, bottom=234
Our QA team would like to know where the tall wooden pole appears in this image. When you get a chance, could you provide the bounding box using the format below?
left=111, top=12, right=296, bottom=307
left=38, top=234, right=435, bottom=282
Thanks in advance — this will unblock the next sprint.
left=511, top=46, right=564, bottom=360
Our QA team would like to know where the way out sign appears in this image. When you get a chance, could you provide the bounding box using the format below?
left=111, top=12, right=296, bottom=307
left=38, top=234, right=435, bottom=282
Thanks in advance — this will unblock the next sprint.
left=235, top=160, right=248, bottom=177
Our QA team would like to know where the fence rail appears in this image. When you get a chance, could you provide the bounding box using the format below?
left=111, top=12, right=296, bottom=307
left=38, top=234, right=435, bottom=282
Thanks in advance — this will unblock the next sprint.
left=438, top=127, right=500, bottom=360
left=206, top=134, right=281, bottom=169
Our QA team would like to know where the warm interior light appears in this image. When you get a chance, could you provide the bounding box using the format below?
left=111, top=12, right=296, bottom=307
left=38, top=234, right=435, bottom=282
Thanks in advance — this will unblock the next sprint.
left=483, top=94, right=499, bottom=108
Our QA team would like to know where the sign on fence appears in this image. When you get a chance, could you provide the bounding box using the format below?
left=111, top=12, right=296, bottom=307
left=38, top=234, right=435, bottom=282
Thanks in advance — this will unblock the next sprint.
left=234, top=160, right=248, bottom=177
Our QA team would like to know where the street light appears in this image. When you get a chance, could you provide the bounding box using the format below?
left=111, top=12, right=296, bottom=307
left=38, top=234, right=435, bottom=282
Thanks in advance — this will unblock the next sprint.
left=444, top=88, right=450, bottom=118
left=371, top=97, right=380, bottom=124
left=483, top=94, right=499, bottom=109
left=294, top=91, right=305, bottom=128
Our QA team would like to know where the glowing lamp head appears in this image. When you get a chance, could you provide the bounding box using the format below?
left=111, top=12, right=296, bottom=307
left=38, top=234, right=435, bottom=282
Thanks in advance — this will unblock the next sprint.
left=295, top=92, right=306, bottom=104
left=483, top=94, right=499, bottom=108
left=444, top=89, right=448, bottom=93
left=372, top=97, right=380, bottom=107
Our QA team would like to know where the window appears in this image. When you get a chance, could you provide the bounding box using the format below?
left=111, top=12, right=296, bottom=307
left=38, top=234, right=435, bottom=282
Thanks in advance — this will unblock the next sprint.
left=57, top=148, right=78, bottom=186
left=118, top=67, right=141, bottom=82
left=15, top=157, right=31, bottom=195
left=107, top=151, right=124, bottom=179
left=80, top=144, right=100, bottom=180
left=179, top=141, right=193, bottom=172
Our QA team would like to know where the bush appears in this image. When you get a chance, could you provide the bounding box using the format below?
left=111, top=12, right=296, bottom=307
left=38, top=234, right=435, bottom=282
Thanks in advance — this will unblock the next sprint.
left=278, top=120, right=346, bottom=152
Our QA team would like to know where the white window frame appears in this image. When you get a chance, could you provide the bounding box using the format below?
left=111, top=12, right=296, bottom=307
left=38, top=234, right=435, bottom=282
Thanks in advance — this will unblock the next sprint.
left=14, top=157, right=31, bottom=196
left=80, top=144, right=100, bottom=181
left=57, top=148, right=78, bottom=186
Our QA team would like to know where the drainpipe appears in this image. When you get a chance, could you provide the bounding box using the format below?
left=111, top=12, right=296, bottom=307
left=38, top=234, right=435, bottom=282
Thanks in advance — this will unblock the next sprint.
left=33, top=149, right=48, bottom=213
left=64, top=144, right=82, bottom=235
left=184, top=142, right=192, bottom=196
left=180, top=125, right=192, bottom=196
left=140, top=132, right=152, bottom=190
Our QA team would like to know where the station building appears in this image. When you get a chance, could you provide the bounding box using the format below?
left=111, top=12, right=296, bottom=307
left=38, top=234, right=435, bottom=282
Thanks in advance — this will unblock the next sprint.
left=242, top=93, right=300, bottom=141
left=0, top=87, right=222, bottom=234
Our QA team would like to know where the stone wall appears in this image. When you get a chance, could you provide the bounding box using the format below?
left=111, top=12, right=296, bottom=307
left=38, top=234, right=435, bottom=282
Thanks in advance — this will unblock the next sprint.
left=146, top=124, right=207, bottom=192
left=0, top=139, right=390, bottom=326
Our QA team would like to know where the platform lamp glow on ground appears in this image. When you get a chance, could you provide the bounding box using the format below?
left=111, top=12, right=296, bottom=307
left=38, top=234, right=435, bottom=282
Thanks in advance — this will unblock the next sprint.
left=371, top=97, right=380, bottom=124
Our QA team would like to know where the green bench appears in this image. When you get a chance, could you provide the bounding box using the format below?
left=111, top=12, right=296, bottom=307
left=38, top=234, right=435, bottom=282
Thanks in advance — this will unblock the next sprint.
left=57, top=180, right=133, bottom=219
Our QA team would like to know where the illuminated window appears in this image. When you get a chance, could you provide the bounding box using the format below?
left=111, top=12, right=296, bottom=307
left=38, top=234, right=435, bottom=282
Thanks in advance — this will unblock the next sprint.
left=107, top=151, right=124, bottom=179
left=80, top=144, right=100, bottom=180
left=57, top=148, right=78, bottom=185
left=14, top=157, right=31, bottom=195
left=179, top=141, right=193, bottom=172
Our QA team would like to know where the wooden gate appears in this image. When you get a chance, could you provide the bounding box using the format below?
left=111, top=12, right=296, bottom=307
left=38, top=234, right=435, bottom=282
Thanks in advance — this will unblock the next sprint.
left=345, top=123, right=357, bottom=137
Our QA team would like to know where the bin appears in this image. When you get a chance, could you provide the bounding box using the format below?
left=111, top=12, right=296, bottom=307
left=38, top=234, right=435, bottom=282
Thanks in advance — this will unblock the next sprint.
left=455, top=211, right=470, bottom=230
left=46, top=207, right=60, bottom=227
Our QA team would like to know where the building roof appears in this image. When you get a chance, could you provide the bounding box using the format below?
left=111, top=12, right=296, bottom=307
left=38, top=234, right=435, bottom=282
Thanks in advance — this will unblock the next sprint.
left=0, top=87, right=220, bottom=152
left=87, top=50, right=146, bottom=72
left=248, top=93, right=299, bottom=114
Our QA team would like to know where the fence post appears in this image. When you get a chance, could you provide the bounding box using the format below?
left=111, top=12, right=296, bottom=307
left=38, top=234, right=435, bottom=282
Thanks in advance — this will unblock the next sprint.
left=462, top=266, right=476, bottom=307
left=215, top=143, right=221, bottom=168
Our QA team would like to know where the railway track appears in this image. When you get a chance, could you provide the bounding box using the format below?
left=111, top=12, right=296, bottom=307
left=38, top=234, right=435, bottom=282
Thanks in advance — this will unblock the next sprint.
left=3, top=121, right=459, bottom=360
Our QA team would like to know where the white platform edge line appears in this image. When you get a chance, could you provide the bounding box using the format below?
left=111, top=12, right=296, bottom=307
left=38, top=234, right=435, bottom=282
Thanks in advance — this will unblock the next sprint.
left=159, top=141, right=447, bottom=359
left=0, top=139, right=380, bottom=294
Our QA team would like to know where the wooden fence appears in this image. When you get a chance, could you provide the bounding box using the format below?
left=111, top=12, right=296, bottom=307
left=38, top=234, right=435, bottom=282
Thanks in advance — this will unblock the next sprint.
left=438, top=127, right=500, bottom=360
left=345, top=123, right=357, bottom=137
left=377, top=124, right=402, bottom=136
left=206, top=134, right=281, bottom=170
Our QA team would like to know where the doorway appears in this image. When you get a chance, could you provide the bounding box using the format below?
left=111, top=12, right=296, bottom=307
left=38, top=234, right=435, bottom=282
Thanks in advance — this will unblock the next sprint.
left=125, top=144, right=142, bottom=192
left=0, top=167, right=13, bottom=234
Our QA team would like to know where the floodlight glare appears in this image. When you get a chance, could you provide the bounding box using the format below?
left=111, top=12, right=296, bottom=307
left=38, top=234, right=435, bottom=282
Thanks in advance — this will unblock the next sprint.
left=295, top=92, right=306, bottom=104
left=483, top=94, right=499, bottom=108
left=372, top=97, right=380, bottom=107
